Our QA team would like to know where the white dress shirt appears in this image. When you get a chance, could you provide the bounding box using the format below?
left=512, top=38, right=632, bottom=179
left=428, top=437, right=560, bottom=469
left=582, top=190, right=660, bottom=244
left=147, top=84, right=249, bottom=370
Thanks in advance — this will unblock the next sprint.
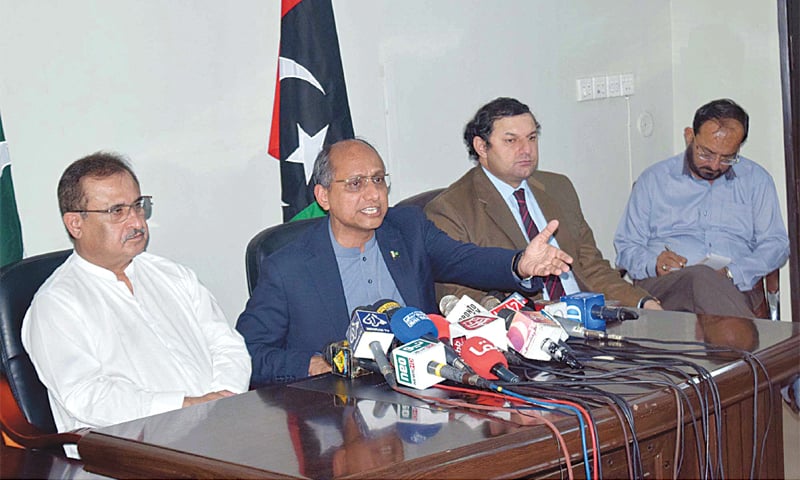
left=22, top=252, right=251, bottom=436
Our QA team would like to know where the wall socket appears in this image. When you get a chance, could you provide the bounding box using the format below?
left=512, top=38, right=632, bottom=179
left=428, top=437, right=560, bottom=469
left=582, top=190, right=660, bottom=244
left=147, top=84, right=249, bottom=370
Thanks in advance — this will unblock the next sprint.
left=620, top=73, right=635, bottom=96
left=592, top=76, right=607, bottom=99
left=576, top=72, right=634, bottom=102
left=576, top=78, right=593, bottom=101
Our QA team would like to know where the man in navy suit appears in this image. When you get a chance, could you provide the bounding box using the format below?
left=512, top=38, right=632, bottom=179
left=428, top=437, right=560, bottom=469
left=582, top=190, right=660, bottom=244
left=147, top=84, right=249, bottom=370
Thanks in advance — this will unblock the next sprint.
left=237, top=139, right=572, bottom=386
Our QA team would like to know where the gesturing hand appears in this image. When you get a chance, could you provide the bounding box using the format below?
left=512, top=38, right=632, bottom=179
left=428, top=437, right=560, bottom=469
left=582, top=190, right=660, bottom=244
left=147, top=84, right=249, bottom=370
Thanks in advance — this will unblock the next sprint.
left=517, top=219, right=573, bottom=278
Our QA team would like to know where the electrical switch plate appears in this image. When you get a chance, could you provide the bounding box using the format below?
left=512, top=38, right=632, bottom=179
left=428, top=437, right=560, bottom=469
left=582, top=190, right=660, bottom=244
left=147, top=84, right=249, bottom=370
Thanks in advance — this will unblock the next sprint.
left=592, top=76, right=607, bottom=99
left=606, top=75, right=621, bottom=97
left=620, top=73, right=635, bottom=96
left=576, top=78, right=593, bottom=102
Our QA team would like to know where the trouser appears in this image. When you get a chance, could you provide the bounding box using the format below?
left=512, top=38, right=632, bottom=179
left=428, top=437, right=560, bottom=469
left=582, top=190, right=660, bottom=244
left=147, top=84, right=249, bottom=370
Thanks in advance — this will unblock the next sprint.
left=634, top=265, right=756, bottom=318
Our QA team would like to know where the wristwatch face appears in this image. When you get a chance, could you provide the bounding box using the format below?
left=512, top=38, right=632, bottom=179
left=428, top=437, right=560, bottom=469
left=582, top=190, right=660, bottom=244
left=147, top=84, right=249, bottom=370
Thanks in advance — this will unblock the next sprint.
left=725, top=267, right=734, bottom=280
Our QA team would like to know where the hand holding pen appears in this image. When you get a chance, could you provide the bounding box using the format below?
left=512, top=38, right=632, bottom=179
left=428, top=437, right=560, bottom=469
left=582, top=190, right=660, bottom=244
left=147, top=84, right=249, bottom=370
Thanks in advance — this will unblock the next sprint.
left=656, top=245, right=687, bottom=276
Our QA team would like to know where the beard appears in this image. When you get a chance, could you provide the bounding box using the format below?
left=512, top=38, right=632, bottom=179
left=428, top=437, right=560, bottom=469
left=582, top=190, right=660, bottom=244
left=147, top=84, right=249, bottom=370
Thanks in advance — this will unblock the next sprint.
left=686, top=143, right=726, bottom=181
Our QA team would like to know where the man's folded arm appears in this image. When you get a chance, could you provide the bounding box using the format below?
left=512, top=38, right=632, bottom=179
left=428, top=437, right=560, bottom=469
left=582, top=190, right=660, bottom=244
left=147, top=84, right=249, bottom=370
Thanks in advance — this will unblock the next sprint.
left=23, top=297, right=186, bottom=427
left=190, top=276, right=251, bottom=393
left=236, top=262, right=316, bottom=387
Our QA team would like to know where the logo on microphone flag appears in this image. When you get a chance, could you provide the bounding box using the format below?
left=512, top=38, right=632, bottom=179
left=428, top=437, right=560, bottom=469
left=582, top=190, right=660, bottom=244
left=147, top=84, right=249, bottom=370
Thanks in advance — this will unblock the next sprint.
left=268, top=0, right=355, bottom=221
left=346, top=310, right=392, bottom=360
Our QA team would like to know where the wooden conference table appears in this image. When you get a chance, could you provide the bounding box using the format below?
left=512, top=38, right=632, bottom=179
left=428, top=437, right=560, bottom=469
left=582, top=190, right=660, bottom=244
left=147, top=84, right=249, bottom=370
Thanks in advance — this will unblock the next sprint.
left=77, top=310, right=799, bottom=479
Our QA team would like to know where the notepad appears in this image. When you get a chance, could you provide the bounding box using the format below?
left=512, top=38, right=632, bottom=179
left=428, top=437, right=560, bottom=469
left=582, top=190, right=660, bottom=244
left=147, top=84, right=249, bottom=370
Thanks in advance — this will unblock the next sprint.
left=694, top=253, right=731, bottom=270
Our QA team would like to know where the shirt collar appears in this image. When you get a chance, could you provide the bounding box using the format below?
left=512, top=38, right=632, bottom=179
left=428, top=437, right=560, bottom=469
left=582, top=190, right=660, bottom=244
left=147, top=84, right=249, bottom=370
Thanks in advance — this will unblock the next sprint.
left=328, top=218, right=377, bottom=258
left=480, top=165, right=531, bottom=200
left=72, top=251, right=137, bottom=280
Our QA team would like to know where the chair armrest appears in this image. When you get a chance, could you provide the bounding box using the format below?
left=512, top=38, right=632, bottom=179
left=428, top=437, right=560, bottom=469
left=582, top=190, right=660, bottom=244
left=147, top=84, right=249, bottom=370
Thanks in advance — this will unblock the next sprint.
left=0, top=374, right=86, bottom=449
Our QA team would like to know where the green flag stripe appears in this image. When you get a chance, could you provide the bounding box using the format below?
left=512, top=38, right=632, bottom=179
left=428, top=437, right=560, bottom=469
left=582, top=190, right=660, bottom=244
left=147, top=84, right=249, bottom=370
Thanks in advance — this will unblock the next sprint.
left=0, top=115, right=24, bottom=267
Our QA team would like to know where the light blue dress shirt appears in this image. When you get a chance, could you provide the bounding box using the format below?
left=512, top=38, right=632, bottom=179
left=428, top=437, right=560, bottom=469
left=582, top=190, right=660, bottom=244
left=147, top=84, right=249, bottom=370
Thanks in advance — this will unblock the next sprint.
left=482, top=166, right=580, bottom=300
left=329, top=221, right=405, bottom=316
left=614, top=153, right=789, bottom=291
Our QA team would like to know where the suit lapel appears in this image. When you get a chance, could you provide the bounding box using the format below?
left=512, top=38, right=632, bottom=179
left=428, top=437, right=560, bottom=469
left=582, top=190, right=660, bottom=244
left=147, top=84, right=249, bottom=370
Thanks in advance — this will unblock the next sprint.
left=471, top=168, right=528, bottom=249
left=529, top=176, right=577, bottom=255
left=375, top=221, right=421, bottom=308
left=301, top=221, right=349, bottom=323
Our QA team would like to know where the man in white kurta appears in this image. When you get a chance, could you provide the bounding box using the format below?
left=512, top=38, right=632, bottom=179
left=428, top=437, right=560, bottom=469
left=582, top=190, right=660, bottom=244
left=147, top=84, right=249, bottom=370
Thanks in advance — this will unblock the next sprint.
left=21, top=152, right=250, bottom=450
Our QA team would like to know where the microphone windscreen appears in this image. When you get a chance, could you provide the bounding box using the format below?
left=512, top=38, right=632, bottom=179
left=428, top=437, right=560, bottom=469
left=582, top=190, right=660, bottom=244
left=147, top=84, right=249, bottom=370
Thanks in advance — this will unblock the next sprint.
left=460, top=336, right=508, bottom=380
left=373, top=298, right=403, bottom=317
left=479, top=295, right=502, bottom=311
left=438, top=294, right=459, bottom=316
left=390, top=307, right=438, bottom=343
left=427, top=314, right=450, bottom=341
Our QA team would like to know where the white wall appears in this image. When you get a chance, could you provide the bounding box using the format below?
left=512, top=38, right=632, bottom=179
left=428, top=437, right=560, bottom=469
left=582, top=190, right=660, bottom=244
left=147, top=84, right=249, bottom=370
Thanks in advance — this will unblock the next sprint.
left=671, top=0, right=792, bottom=320
left=0, top=0, right=789, bottom=322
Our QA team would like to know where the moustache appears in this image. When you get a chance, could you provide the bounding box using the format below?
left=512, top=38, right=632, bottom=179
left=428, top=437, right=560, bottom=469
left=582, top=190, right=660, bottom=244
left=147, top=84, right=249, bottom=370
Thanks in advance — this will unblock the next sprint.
left=123, top=228, right=147, bottom=242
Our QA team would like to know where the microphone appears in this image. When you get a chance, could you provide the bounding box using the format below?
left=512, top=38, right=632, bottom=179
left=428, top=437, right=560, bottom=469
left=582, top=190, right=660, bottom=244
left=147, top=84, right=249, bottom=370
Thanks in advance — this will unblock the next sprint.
left=427, top=361, right=489, bottom=388
left=591, top=305, right=639, bottom=322
left=345, top=307, right=394, bottom=360
left=369, top=341, right=397, bottom=389
left=392, top=338, right=489, bottom=389
left=561, top=292, right=607, bottom=331
left=542, top=339, right=582, bottom=370
left=449, top=312, right=508, bottom=353
left=460, top=337, right=520, bottom=383
left=543, top=309, right=625, bottom=342
left=439, top=294, right=460, bottom=317
left=502, top=309, right=582, bottom=368
left=442, top=294, right=492, bottom=323
left=427, top=313, right=451, bottom=341
left=373, top=298, right=402, bottom=317
left=389, top=307, right=474, bottom=374
left=479, top=291, right=529, bottom=315
left=478, top=293, right=501, bottom=312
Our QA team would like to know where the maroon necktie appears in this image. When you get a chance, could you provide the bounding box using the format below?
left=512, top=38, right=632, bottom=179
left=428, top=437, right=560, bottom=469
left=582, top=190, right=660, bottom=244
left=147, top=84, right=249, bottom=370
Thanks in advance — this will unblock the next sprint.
left=513, top=188, right=565, bottom=300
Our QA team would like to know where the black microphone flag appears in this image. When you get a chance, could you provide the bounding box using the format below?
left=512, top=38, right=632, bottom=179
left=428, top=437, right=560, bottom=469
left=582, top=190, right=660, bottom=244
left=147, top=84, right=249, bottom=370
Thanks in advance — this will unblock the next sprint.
left=268, top=0, right=355, bottom=221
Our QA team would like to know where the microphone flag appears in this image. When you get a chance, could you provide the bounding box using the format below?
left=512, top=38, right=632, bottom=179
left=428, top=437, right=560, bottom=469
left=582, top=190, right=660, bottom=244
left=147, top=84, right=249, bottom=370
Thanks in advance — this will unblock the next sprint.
left=392, top=338, right=447, bottom=390
left=562, top=292, right=606, bottom=331
left=346, top=309, right=393, bottom=360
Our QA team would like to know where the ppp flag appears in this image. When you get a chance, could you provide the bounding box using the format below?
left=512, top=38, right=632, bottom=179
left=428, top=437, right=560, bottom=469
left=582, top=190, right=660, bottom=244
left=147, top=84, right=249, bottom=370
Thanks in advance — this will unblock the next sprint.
left=0, top=112, right=23, bottom=268
left=268, top=0, right=354, bottom=221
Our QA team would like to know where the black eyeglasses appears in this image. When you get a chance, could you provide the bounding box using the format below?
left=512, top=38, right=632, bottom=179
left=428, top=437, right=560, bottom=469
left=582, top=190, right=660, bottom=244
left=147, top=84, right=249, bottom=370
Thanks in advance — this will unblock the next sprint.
left=332, top=174, right=391, bottom=192
left=68, top=196, right=153, bottom=223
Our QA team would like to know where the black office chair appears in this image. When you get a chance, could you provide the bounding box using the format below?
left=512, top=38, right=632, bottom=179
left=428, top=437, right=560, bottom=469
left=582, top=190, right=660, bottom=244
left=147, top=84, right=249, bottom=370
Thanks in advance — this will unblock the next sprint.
left=0, top=249, right=84, bottom=451
left=245, top=218, right=318, bottom=294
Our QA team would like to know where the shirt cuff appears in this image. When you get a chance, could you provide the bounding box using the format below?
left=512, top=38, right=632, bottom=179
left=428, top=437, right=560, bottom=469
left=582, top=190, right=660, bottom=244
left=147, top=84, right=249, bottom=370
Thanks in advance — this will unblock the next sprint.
left=511, top=250, right=532, bottom=281
left=148, top=391, right=186, bottom=417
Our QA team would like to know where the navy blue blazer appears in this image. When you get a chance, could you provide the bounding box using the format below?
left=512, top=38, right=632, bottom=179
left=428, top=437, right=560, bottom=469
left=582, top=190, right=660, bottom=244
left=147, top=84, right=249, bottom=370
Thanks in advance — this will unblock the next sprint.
left=237, top=206, right=542, bottom=386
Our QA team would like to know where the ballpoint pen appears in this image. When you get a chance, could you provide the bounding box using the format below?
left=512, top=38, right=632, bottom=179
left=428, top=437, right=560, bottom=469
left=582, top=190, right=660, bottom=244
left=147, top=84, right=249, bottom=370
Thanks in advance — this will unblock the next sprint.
left=663, top=245, right=684, bottom=268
